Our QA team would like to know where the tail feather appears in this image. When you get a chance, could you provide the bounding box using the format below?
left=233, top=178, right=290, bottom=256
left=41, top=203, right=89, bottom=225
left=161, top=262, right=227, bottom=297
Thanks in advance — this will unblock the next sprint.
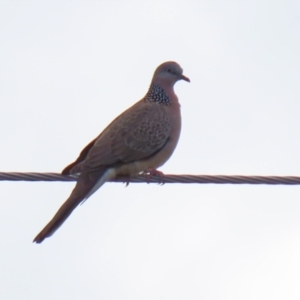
left=33, top=169, right=108, bottom=243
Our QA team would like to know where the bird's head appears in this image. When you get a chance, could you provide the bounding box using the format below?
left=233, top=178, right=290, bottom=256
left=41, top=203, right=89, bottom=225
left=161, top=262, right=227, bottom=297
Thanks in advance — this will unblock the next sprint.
left=152, top=61, right=190, bottom=86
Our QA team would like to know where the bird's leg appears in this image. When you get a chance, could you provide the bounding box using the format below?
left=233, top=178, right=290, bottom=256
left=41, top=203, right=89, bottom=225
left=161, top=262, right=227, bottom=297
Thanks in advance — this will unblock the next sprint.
left=142, top=168, right=165, bottom=185
left=117, top=175, right=131, bottom=187
left=124, top=176, right=130, bottom=187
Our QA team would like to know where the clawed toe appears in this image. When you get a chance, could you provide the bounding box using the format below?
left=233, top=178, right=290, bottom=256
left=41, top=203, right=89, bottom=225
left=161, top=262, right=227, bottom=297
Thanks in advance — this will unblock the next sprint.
left=142, top=168, right=165, bottom=184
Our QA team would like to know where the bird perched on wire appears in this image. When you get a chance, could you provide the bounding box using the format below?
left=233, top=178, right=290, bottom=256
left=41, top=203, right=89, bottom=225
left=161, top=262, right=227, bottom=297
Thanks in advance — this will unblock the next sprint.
left=33, top=61, right=190, bottom=243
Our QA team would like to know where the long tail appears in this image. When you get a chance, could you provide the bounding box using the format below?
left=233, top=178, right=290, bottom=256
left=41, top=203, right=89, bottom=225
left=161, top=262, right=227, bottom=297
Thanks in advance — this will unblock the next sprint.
left=33, top=169, right=112, bottom=243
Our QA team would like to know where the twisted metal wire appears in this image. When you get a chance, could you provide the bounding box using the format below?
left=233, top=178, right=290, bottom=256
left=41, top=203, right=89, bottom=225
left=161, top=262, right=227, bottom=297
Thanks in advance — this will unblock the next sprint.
left=1, top=172, right=300, bottom=185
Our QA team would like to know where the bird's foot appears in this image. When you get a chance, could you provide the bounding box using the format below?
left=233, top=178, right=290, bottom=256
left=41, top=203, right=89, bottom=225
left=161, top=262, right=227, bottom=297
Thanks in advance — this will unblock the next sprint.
left=142, top=168, right=165, bottom=185
left=123, top=175, right=131, bottom=187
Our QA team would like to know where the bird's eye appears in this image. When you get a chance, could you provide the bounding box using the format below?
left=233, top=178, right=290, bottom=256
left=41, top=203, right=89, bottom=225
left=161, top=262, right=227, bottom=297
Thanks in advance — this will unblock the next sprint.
left=167, top=68, right=171, bottom=73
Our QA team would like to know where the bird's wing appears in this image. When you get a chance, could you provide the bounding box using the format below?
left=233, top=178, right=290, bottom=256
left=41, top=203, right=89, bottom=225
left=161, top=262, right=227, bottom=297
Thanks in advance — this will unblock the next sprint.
left=62, top=138, right=97, bottom=175
left=69, top=101, right=172, bottom=174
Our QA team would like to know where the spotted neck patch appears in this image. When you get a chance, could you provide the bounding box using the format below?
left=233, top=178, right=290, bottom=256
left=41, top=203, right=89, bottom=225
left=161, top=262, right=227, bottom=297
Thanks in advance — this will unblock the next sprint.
left=144, top=83, right=170, bottom=105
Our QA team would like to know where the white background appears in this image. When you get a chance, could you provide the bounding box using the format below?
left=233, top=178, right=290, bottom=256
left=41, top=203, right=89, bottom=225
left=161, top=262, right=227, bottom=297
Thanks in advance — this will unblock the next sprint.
left=1, top=1, right=300, bottom=299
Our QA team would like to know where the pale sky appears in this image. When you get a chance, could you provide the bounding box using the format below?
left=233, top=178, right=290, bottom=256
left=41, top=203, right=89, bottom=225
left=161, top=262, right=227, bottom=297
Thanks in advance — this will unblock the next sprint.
left=1, top=1, right=300, bottom=299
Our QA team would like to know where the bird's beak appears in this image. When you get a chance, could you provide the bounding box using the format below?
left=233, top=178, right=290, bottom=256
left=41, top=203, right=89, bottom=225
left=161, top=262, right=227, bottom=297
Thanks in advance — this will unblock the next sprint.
left=181, top=74, right=190, bottom=82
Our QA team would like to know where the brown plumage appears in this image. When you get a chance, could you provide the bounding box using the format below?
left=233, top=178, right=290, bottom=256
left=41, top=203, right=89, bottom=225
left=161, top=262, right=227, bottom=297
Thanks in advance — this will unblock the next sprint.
left=33, top=61, right=190, bottom=243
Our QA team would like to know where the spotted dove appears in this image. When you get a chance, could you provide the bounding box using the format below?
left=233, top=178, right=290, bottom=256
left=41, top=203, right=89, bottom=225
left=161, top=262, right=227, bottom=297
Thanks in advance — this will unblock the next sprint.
left=33, top=61, right=190, bottom=243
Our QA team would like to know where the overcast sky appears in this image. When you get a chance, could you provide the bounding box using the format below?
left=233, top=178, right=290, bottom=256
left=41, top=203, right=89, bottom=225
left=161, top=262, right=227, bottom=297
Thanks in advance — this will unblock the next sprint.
left=1, top=1, right=300, bottom=299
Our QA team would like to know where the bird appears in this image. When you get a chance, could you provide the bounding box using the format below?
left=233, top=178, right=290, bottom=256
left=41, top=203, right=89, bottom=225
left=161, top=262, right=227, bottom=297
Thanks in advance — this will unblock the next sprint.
left=33, top=61, right=190, bottom=243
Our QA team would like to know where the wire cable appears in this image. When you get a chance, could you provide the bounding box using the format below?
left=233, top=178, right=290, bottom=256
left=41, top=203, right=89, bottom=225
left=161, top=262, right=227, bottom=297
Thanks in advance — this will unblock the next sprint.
left=1, top=172, right=300, bottom=185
